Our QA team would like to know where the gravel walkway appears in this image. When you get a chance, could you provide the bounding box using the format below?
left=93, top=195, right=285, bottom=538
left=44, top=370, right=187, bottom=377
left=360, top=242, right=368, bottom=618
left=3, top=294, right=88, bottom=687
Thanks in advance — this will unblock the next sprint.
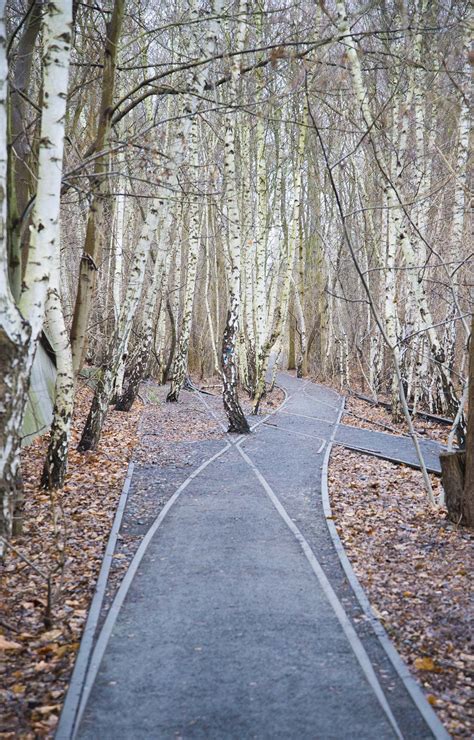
left=58, top=374, right=447, bottom=739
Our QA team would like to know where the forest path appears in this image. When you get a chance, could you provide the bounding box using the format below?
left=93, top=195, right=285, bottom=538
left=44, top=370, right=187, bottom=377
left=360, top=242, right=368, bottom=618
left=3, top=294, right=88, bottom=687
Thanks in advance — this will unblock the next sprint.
left=69, top=374, right=445, bottom=740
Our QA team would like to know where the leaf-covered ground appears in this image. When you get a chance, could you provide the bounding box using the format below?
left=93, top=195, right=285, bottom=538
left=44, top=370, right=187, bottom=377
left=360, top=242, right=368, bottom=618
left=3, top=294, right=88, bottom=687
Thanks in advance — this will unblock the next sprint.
left=0, top=385, right=142, bottom=739
left=329, top=446, right=473, bottom=738
left=343, top=394, right=452, bottom=445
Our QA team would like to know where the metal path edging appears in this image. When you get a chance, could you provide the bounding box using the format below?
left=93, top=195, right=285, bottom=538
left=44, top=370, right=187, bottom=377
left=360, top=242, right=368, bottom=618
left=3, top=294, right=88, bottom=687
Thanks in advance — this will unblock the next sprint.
left=56, top=461, right=135, bottom=739
left=67, top=440, right=232, bottom=738
left=236, top=436, right=403, bottom=740
left=321, top=398, right=451, bottom=740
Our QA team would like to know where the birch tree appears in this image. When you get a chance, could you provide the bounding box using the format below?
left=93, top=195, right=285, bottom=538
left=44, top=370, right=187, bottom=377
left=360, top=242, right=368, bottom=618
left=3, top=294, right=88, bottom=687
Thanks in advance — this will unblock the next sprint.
left=253, top=102, right=307, bottom=412
left=219, top=0, right=250, bottom=432
left=0, top=0, right=72, bottom=548
left=167, top=1, right=222, bottom=402
left=78, top=200, right=160, bottom=451
left=0, top=7, right=31, bottom=553
left=70, top=0, right=124, bottom=376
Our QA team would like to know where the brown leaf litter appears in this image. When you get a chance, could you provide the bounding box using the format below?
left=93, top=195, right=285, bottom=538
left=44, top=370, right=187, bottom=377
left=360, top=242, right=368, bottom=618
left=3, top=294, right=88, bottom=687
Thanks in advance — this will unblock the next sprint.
left=0, top=383, right=142, bottom=739
left=329, top=446, right=473, bottom=738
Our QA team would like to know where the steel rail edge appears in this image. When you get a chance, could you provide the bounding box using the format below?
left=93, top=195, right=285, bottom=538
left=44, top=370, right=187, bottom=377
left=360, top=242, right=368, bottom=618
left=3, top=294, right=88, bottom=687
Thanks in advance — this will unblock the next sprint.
left=321, top=396, right=451, bottom=740
left=55, top=461, right=135, bottom=739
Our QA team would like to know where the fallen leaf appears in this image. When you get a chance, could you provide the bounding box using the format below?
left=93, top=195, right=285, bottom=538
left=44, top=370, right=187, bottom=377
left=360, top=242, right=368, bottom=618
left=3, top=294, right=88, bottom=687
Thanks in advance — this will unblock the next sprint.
left=414, top=657, right=438, bottom=671
left=0, top=636, right=22, bottom=651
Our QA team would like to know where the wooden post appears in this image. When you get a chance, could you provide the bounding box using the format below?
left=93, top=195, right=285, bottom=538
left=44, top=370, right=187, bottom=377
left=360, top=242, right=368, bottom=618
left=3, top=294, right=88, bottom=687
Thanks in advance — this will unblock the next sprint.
left=441, top=312, right=473, bottom=527
left=440, top=451, right=466, bottom=524
left=462, top=313, right=474, bottom=526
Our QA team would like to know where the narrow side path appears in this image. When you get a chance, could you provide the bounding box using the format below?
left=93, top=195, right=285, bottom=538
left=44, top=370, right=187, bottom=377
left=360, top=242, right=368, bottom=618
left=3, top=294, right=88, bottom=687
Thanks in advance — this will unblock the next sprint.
left=65, top=374, right=446, bottom=739
left=335, top=423, right=444, bottom=474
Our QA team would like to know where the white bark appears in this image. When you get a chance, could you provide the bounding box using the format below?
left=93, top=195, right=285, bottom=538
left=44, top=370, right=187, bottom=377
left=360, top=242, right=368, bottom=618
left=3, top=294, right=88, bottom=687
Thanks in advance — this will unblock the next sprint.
left=41, top=251, right=74, bottom=489
left=253, top=103, right=307, bottom=411
left=220, top=0, right=249, bottom=432
left=1, top=0, right=72, bottom=542
left=19, top=0, right=72, bottom=363
left=335, top=0, right=435, bottom=503
left=167, top=1, right=223, bottom=400
left=0, top=10, right=31, bottom=551
left=78, top=201, right=160, bottom=450
left=167, top=127, right=202, bottom=400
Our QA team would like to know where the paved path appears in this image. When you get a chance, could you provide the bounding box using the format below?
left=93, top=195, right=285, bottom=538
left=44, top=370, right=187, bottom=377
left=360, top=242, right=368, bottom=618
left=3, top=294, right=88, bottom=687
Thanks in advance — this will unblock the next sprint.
left=64, top=374, right=447, bottom=739
left=336, top=424, right=444, bottom=474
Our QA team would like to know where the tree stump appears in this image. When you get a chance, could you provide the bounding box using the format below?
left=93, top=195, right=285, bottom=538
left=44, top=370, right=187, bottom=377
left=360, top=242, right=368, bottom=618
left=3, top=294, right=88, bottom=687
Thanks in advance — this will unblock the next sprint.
left=440, top=451, right=467, bottom=525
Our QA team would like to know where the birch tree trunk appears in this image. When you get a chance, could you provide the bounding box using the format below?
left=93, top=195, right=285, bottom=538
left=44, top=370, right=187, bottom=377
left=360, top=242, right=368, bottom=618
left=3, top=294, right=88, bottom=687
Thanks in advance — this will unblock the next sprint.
left=324, top=0, right=436, bottom=503
left=0, top=12, right=31, bottom=553
left=115, top=225, right=171, bottom=412
left=70, top=0, right=124, bottom=376
left=166, top=2, right=222, bottom=401
left=220, top=0, right=250, bottom=433
left=166, top=135, right=202, bottom=401
left=442, top=15, right=471, bottom=373
left=253, top=29, right=268, bottom=395
left=253, top=104, right=307, bottom=412
left=7, top=0, right=42, bottom=301
left=78, top=201, right=160, bottom=451
left=0, top=0, right=72, bottom=547
left=40, top=266, right=74, bottom=490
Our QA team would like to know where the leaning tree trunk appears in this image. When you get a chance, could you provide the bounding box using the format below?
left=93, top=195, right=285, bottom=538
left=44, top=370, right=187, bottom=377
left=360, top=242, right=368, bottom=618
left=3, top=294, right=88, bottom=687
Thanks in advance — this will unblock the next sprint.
left=0, top=0, right=72, bottom=548
left=40, top=281, right=74, bottom=490
left=78, top=201, right=159, bottom=451
left=115, top=221, right=172, bottom=411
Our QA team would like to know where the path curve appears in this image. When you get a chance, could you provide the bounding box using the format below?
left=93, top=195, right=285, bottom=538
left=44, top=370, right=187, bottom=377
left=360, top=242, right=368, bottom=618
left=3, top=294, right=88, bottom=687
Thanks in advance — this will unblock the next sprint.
left=57, top=373, right=448, bottom=740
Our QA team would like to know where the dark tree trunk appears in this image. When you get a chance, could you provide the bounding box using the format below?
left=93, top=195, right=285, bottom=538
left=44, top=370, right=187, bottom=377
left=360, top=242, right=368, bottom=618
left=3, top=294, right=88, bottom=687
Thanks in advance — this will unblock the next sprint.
left=115, top=341, right=150, bottom=412
left=0, top=328, right=30, bottom=548
left=441, top=313, right=474, bottom=528
left=460, top=313, right=474, bottom=526
left=222, top=311, right=250, bottom=434
left=288, top=313, right=296, bottom=370
left=440, top=451, right=466, bottom=524
left=77, top=363, right=114, bottom=452
left=163, top=299, right=176, bottom=384
left=41, top=427, right=69, bottom=490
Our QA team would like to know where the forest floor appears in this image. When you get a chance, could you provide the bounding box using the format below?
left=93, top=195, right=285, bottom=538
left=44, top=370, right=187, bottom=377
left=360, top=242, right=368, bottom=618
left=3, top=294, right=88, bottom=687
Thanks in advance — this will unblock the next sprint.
left=343, top=393, right=452, bottom=445
left=329, top=395, right=473, bottom=738
left=0, top=382, right=142, bottom=739
left=1, top=376, right=471, bottom=738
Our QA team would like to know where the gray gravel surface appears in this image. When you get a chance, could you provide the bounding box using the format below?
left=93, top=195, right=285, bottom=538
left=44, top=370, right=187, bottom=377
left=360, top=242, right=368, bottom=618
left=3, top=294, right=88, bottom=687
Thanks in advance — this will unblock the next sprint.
left=74, top=374, right=442, bottom=739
